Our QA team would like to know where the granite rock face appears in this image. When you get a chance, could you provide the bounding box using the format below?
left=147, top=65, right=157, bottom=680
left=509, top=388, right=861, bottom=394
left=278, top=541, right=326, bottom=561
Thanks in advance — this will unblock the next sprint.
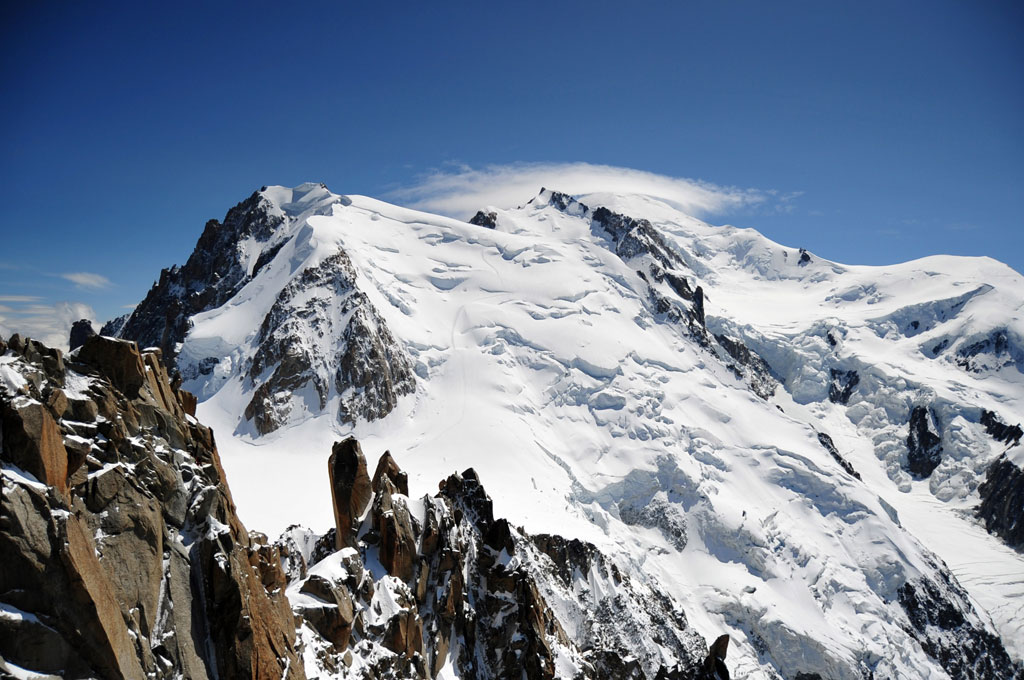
left=0, top=334, right=304, bottom=679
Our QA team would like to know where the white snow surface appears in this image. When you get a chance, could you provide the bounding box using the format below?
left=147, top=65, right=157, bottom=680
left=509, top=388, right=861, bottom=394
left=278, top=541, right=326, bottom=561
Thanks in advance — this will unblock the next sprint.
left=185, top=185, right=1024, bottom=678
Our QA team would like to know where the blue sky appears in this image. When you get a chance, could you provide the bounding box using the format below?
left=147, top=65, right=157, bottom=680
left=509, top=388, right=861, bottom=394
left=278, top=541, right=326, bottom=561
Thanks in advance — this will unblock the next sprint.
left=1, top=1, right=1021, bottom=345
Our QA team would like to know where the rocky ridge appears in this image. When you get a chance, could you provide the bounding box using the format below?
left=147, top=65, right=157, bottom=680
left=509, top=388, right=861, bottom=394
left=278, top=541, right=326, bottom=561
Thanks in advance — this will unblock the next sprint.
left=280, top=437, right=729, bottom=680
left=532, top=189, right=777, bottom=401
left=0, top=333, right=303, bottom=678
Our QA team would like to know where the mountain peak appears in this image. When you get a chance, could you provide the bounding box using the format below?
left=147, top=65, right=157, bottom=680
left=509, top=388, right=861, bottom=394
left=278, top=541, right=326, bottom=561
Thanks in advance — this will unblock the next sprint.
left=259, top=182, right=348, bottom=219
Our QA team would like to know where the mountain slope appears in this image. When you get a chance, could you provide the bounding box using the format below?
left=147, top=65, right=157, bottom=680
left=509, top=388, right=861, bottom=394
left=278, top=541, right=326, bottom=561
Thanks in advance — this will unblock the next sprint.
left=112, top=183, right=1024, bottom=679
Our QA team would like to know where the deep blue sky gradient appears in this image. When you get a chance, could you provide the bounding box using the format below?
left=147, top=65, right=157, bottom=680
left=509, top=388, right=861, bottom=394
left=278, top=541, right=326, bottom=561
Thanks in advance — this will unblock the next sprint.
left=1, top=1, right=1022, bottom=326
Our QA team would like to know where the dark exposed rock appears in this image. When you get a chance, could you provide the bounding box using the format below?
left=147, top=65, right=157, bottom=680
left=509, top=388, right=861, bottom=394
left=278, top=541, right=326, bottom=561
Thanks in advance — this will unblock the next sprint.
left=955, top=328, right=1024, bottom=374
left=243, top=250, right=416, bottom=434
left=828, top=368, right=860, bottom=405
left=107, top=185, right=414, bottom=436
left=328, top=437, right=372, bottom=549
left=897, top=558, right=1020, bottom=679
left=68, top=319, right=96, bottom=351
left=981, top=409, right=1023, bottom=447
left=697, top=634, right=731, bottom=680
left=73, top=335, right=148, bottom=400
left=291, top=450, right=714, bottom=680
left=372, top=450, right=409, bottom=496
left=798, top=248, right=812, bottom=265
left=112, top=190, right=288, bottom=367
left=907, top=405, right=943, bottom=478
left=977, top=455, right=1024, bottom=550
left=371, top=473, right=417, bottom=582
left=335, top=304, right=416, bottom=426
left=469, top=210, right=498, bottom=228
left=714, top=333, right=778, bottom=399
left=816, top=431, right=861, bottom=480
left=0, top=336, right=304, bottom=679
left=98, top=313, right=128, bottom=338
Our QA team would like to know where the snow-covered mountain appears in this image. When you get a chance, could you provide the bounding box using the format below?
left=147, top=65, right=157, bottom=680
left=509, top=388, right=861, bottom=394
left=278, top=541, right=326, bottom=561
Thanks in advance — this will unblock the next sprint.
left=108, top=182, right=1024, bottom=679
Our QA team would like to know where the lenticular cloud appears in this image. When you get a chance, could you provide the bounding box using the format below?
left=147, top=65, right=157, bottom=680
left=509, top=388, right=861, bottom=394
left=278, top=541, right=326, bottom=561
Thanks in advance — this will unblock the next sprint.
left=389, top=162, right=768, bottom=219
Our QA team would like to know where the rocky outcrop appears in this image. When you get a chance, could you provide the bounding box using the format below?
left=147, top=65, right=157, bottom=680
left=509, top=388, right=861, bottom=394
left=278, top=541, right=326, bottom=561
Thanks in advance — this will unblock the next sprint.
left=329, top=437, right=373, bottom=549
left=977, top=454, right=1024, bottom=550
left=242, top=250, right=416, bottom=434
left=713, top=332, right=778, bottom=400
left=955, top=328, right=1024, bottom=374
left=981, top=409, right=1023, bottom=447
left=285, top=443, right=716, bottom=680
left=898, top=557, right=1021, bottom=679
left=106, top=185, right=416, bottom=436
left=828, top=368, right=860, bottom=405
left=68, top=319, right=96, bottom=351
left=907, top=405, right=943, bottom=478
left=817, top=431, right=861, bottom=480
left=0, top=334, right=304, bottom=679
left=469, top=210, right=498, bottom=228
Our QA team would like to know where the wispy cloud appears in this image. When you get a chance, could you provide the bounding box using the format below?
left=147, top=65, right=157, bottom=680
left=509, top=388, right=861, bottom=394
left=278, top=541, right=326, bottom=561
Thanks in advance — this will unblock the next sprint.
left=61, top=272, right=112, bottom=290
left=388, top=162, right=780, bottom=220
left=0, top=295, right=42, bottom=303
left=0, top=300, right=96, bottom=352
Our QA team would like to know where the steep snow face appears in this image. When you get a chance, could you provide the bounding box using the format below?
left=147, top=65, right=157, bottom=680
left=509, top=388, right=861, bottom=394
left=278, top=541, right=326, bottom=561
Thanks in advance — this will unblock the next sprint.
left=140, top=184, right=1024, bottom=678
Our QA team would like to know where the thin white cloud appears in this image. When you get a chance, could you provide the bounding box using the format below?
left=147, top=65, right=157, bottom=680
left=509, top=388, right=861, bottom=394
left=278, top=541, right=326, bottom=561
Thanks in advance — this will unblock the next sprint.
left=62, top=272, right=112, bottom=290
left=0, top=295, right=42, bottom=303
left=388, top=162, right=776, bottom=220
left=0, top=301, right=96, bottom=352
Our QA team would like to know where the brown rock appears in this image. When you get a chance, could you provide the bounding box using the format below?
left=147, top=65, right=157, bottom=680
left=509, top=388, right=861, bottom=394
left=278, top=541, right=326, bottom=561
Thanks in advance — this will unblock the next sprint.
left=328, top=438, right=372, bottom=549
left=382, top=608, right=424, bottom=660
left=46, top=388, right=68, bottom=420
left=85, top=466, right=164, bottom=638
left=177, top=387, right=198, bottom=416
left=698, top=634, right=730, bottom=680
left=372, top=476, right=418, bottom=582
left=298, top=574, right=355, bottom=650
left=1, top=398, right=69, bottom=498
left=141, top=350, right=183, bottom=418
left=60, top=514, right=147, bottom=679
left=372, top=450, right=409, bottom=496
left=75, top=335, right=148, bottom=399
left=195, top=536, right=305, bottom=680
